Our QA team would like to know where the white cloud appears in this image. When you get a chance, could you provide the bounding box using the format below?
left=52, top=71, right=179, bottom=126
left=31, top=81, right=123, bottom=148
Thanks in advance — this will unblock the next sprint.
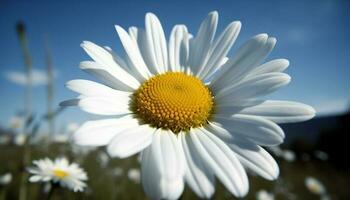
left=4, top=69, right=58, bottom=86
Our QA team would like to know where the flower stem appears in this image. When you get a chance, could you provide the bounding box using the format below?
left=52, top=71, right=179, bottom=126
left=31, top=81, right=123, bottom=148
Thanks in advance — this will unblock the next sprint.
left=46, top=183, right=57, bottom=200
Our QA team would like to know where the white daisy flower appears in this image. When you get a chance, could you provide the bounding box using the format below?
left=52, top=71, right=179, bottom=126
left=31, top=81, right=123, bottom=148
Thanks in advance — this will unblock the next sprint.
left=62, top=11, right=315, bottom=199
left=314, top=150, right=329, bottom=161
left=256, top=190, right=274, bottom=200
left=282, top=149, right=296, bottom=162
left=14, top=133, right=26, bottom=146
left=127, top=168, right=141, bottom=184
left=28, top=157, right=88, bottom=192
left=305, top=176, right=326, bottom=195
left=0, top=173, right=12, bottom=186
left=112, top=167, right=124, bottom=177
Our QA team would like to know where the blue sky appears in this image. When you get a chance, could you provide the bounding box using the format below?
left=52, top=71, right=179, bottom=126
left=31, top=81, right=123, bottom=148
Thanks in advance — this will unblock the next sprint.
left=0, top=0, right=349, bottom=131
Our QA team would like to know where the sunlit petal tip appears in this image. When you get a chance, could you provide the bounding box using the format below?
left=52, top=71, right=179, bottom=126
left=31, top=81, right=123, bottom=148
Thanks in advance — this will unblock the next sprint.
left=80, top=41, right=87, bottom=47
left=78, top=61, right=89, bottom=69
left=224, top=21, right=242, bottom=36
left=129, top=26, right=137, bottom=32
left=254, top=33, right=268, bottom=41
left=231, top=20, right=242, bottom=29
left=145, top=12, right=162, bottom=25
left=305, top=105, right=316, bottom=118
left=266, top=37, right=277, bottom=49
left=270, top=167, right=280, bottom=180
left=268, top=37, right=277, bottom=43
left=278, top=58, right=290, bottom=70
left=208, top=10, right=219, bottom=17
left=145, top=12, right=156, bottom=18
left=80, top=40, right=94, bottom=49
left=114, top=25, right=124, bottom=33
left=281, top=73, right=291, bottom=82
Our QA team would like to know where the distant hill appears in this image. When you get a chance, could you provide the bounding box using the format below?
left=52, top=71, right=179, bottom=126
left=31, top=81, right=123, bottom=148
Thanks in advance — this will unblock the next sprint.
left=281, top=112, right=349, bottom=144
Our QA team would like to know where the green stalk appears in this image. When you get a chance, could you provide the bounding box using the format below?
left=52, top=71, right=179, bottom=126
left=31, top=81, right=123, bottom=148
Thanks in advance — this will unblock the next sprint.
left=44, top=37, right=55, bottom=137
left=45, top=183, right=57, bottom=200
left=16, top=22, right=33, bottom=120
left=16, top=21, right=33, bottom=200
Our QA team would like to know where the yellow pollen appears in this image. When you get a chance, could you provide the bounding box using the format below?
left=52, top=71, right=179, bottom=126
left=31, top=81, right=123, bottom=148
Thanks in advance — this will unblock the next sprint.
left=132, top=72, right=214, bottom=133
left=53, top=169, right=69, bottom=179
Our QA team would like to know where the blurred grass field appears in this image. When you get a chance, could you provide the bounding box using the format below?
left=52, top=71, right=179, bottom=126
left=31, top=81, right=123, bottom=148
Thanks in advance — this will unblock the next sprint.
left=1, top=143, right=349, bottom=200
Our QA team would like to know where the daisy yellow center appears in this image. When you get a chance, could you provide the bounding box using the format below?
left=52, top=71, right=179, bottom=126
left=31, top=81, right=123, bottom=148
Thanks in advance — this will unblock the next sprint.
left=53, top=169, right=69, bottom=179
left=132, top=72, right=214, bottom=133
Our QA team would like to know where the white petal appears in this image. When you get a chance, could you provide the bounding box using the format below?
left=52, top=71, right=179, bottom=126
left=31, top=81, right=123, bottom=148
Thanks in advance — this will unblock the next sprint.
left=103, top=46, right=130, bottom=73
left=248, top=59, right=289, bottom=77
left=128, top=26, right=138, bottom=42
left=204, top=124, right=279, bottom=179
left=77, top=96, right=131, bottom=116
left=130, top=27, right=159, bottom=75
left=215, top=73, right=291, bottom=104
left=168, top=25, right=189, bottom=72
left=189, top=128, right=249, bottom=197
left=107, top=125, right=155, bottom=158
left=210, top=34, right=276, bottom=91
left=239, top=100, right=316, bottom=123
left=179, top=132, right=215, bottom=199
left=198, top=21, right=241, bottom=80
left=214, top=99, right=264, bottom=115
left=79, top=61, right=134, bottom=92
left=141, top=147, right=162, bottom=199
left=29, top=175, right=43, bottom=182
left=65, top=79, right=131, bottom=97
left=59, top=98, right=80, bottom=107
left=81, top=41, right=140, bottom=90
left=189, top=11, right=218, bottom=75
left=115, top=25, right=152, bottom=81
left=227, top=141, right=279, bottom=180
left=141, top=129, right=185, bottom=200
left=145, top=13, right=168, bottom=74
left=73, top=115, right=138, bottom=146
left=213, top=114, right=285, bottom=146
left=205, top=121, right=247, bottom=143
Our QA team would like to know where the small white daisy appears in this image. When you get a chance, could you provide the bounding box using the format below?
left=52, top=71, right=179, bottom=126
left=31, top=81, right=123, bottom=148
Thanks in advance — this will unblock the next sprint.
left=127, top=168, right=141, bottom=184
left=28, top=157, right=88, bottom=192
left=256, top=190, right=274, bottom=200
left=305, top=176, right=326, bottom=195
left=0, top=172, right=12, bottom=186
left=62, top=11, right=315, bottom=199
left=112, top=167, right=124, bottom=177
left=14, top=133, right=26, bottom=146
left=314, top=150, right=329, bottom=161
left=282, top=150, right=296, bottom=162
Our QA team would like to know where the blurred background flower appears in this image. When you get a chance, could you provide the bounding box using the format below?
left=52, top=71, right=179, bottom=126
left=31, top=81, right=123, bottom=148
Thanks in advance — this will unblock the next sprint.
left=28, top=157, right=88, bottom=192
left=0, top=173, right=12, bottom=186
